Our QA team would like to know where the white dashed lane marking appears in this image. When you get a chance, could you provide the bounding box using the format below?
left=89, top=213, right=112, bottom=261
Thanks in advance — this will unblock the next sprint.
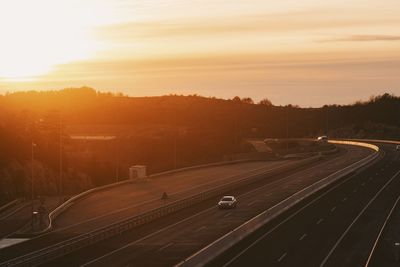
left=195, top=226, right=207, bottom=232
left=158, top=243, right=173, bottom=252
left=299, top=234, right=307, bottom=241
left=223, top=212, right=232, bottom=218
left=278, top=252, right=287, bottom=262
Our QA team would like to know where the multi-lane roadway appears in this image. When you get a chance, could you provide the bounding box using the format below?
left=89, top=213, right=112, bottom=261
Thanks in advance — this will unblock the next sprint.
left=0, top=142, right=387, bottom=267
left=211, top=142, right=400, bottom=267
left=32, top=144, right=370, bottom=266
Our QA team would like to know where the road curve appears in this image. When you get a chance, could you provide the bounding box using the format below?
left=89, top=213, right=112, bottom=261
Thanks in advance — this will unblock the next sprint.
left=35, top=144, right=371, bottom=267
left=211, top=142, right=399, bottom=267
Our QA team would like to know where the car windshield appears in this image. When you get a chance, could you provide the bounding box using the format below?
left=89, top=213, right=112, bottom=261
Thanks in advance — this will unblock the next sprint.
left=221, top=197, right=233, bottom=201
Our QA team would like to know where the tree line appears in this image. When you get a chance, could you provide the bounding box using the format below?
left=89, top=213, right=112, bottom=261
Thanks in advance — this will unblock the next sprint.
left=0, top=88, right=398, bottom=202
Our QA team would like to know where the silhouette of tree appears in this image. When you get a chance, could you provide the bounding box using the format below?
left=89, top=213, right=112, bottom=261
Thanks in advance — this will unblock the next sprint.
left=258, top=98, right=273, bottom=106
left=241, top=97, right=254, bottom=104
left=232, top=96, right=241, bottom=103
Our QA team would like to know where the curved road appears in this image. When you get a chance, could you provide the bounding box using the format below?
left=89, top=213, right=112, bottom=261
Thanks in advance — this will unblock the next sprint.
left=33, top=144, right=371, bottom=266
left=211, top=142, right=400, bottom=267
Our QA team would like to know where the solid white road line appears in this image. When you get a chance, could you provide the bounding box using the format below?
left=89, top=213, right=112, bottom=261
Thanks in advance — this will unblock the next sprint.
left=364, top=195, right=400, bottom=267
left=319, top=170, right=400, bottom=267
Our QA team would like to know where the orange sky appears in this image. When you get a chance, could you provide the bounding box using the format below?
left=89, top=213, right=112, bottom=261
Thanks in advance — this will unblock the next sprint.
left=0, top=0, right=399, bottom=106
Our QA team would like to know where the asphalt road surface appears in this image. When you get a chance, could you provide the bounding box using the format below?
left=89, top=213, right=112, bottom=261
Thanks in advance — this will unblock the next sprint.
left=211, top=142, right=399, bottom=267
left=54, top=160, right=291, bottom=229
left=32, top=144, right=370, bottom=266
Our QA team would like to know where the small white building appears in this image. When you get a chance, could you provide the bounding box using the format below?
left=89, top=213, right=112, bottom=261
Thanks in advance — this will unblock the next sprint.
left=129, top=165, right=147, bottom=180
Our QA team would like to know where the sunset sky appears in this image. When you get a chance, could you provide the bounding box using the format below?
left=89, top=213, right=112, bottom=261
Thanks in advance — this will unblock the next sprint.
left=0, top=0, right=399, bottom=106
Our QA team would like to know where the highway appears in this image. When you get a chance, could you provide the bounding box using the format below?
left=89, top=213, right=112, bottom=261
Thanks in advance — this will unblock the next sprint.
left=54, top=160, right=291, bottom=229
left=0, top=160, right=295, bottom=260
left=29, top=144, right=370, bottom=266
left=211, top=142, right=400, bottom=267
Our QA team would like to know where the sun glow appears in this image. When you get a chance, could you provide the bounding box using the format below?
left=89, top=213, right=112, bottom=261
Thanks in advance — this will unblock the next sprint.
left=0, top=0, right=106, bottom=80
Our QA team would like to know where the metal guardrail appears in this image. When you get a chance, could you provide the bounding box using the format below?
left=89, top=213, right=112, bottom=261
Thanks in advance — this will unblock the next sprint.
left=176, top=140, right=381, bottom=267
left=0, top=154, right=323, bottom=267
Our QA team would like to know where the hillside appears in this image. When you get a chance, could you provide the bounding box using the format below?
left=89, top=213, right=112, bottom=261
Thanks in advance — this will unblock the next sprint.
left=0, top=88, right=399, bottom=202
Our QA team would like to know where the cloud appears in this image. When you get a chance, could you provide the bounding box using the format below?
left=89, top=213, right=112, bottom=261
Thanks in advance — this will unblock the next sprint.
left=324, top=35, right=400, bottom=42
left=95, top=12, right=400, bottom=41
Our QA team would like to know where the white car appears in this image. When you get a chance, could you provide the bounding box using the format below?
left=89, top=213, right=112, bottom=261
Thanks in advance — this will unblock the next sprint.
left=396, top=145, right=400, bottom=151
left=218, top=196, right=237, bottom=209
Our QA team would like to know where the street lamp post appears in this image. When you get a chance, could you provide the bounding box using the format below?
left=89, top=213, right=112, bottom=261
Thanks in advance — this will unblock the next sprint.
left=59, top=113, right=63, bottom=204
left=286, top=107, right=289, bottom=150
left=31, top=142, right=37, bottom=230
left=115, top=136, right=120, bottom=182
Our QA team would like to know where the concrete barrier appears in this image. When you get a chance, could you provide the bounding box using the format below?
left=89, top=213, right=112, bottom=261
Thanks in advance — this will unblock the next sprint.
left=176, top=140, right=380, bottom=267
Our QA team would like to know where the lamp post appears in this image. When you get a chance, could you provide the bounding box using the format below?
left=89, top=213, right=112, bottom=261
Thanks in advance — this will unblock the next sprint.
left=286, top=107, right=289, bottom=150
left=31, top=142, right=37, bottom=230
left=115, top=136, right=120, bottom=182
left=59, top=113, right=63, bottom=204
